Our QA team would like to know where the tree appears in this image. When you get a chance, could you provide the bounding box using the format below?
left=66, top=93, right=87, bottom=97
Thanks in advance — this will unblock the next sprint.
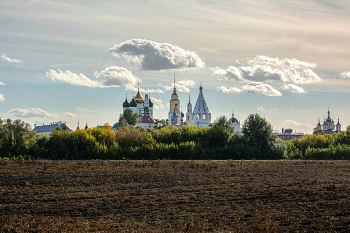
left=242, top=114, right=278, bottom=159
left=119, top=108, right=139, bottom=125
left=154, top=119, right=168, bottom=129
left=210, top=116, right=235, bottom=147
left=313, top=127, right=324, bottom=135
left=346, top=125, right=350, bottom=131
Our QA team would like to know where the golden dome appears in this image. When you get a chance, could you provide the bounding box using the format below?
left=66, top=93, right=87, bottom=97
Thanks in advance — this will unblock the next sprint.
left=134, top=84, right=144, bottom=103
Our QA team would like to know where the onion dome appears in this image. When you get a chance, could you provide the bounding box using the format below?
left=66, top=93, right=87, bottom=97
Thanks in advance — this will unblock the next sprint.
left=166, top=119, right=169, bottom=122
left=129, top=98, right=137, bottom=107
left=171, top=118, right=175, bottom=121
left=123, top=97, right=129, bottom=107
left=134, top=83, right=144, bottom=104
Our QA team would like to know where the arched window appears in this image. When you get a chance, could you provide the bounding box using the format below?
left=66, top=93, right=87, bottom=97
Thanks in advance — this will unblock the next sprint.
left=196, top=113, right=201, bottom=119
left=203, top=113, right=207, bottom=119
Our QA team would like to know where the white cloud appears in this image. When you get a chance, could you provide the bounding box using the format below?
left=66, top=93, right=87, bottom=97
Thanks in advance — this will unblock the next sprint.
left=270, top=108, right=278, bottom=111
left=281, top=84, right=307, bottom=93
left=212, top=55, right=321, bottom=84
left=0, top=93, right=4, bottom=101
left=46, top=69, right=104, bottom=87
left=217, top=86, right=242, bottom=94
left=1, top=53, right=23, bottom=63
left=282, top=119, right=314, bottom=130
left=8, top=107, right=58, bottom=118
left=150, top=97, right=165, bottom=110
left=0, top=82, right=5, bottom=86
left=66, top=112, right=76, bottom=118
left=242, top=82, right=282, bottom=96
left=110, top=39, right=205, bottom=70
left=94, top=66, right=140, bottom=86
left=257, top=106, right=265, bottom=111
left=158, top=79, right=195, bottom=92
left=340, top=72, right=350, bottom=79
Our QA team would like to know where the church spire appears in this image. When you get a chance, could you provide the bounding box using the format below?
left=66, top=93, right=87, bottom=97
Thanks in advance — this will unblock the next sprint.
left=328, top=107, right=330, bottom=118
left=173, top=74, right=176, bottom=90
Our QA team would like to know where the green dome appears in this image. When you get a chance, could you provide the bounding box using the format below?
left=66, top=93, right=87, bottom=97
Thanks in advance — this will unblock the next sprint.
left=149, top=98, right=153, bottom=107
left=129, top=98, right=137, bottom=107
left=123, top=98, right=129, bottom=107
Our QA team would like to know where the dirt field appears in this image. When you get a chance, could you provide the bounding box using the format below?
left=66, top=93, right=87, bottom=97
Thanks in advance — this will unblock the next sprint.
left=1, top=160, right=350, bottom=232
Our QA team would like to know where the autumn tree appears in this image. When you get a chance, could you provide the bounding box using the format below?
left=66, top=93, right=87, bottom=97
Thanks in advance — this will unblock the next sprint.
left=119, top=108, right=139, bottom=125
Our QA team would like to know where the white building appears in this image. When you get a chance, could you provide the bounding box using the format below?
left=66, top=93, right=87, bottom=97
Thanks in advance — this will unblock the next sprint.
left=316, top=108, right=341, bottom=134
left=186, top=84, right=211, bottom=128
left=229, top=112, right=241, bottom=134
left=167, top=76, right=182, bottom=124
left=33, top=121, right=72, bottom=135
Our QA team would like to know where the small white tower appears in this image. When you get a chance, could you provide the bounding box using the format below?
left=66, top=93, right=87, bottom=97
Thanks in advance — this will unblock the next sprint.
left=187, top=83, right=211, bottom=128
left=186, top=92, right=192, bottom=122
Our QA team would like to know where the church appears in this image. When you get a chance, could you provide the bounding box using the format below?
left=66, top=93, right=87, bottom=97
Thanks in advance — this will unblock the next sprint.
left=122, top=84, right=155, bottom=129
left=166, top=76, right=184, bottom=126
left=186, top=83, right=212, bottom=128
left=316, top=108, right=341, bottom=134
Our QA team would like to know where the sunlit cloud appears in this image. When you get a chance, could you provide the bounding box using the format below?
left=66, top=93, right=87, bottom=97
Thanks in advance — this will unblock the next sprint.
left=242, top=82, right=282, bottom=96
left=8, top=107, right=58, bottom=118
left=158, top=79, right=195, bottom=92
left=217, top=86, right=242, bottom=94
left=281, top=84, right=307, bottom=93
left=1, top=53, right=23, bottom=63
left=66, top=112, right=76, bottom=118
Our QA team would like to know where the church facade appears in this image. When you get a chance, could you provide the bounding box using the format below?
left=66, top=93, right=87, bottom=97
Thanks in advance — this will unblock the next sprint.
left=186, top=84, right=211, bottom=128
left=317, top=108, right=341, bottom=134
left=166, top=76, right=184, bottom=126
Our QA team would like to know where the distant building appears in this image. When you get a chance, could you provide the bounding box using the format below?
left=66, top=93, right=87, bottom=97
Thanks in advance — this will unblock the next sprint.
left=135, top=94, right=156, bottom=129
left=122, top=84, right=154, bottom=118
left=317, top=108, right=341, bottom=134
left=277, top=128, right=303, bottom=141
left=229, top=112, right=241, bottom=135
left=34, top=121, right=71, bottom=135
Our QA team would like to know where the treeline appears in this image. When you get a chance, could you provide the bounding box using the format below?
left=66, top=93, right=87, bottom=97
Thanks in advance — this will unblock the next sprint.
left=1, top=114, right=287, bottom=160
left=286, top=131, right=350, bottom=160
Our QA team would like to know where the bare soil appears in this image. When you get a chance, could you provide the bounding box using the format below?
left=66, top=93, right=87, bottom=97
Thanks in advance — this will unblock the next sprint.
left=1, top=160, right=350, bottom=232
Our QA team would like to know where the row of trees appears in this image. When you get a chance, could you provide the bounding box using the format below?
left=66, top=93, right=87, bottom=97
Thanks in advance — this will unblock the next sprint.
left=0, top=114, right=287, bottom=160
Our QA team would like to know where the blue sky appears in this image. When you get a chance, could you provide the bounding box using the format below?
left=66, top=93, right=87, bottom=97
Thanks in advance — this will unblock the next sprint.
left=1, top=0, right=350, bottom=133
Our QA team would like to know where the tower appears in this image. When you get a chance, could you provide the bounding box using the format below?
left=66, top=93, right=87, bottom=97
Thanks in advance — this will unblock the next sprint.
left=187, top=83, right=211, bottom=128
left=186, top=92, right=192, bottom=122
left=168, top=74, right=180, bottom=123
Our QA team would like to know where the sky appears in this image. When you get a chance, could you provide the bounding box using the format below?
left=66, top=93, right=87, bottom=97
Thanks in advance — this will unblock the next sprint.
left=1, top=0, right=350, bottom=133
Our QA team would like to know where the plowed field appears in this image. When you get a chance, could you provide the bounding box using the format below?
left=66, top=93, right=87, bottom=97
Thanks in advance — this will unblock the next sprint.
left=1, top=160, right=350, bottom=232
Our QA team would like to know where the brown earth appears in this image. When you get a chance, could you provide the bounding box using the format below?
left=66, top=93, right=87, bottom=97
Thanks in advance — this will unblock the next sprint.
left=0, top=160, right=350, bottom=232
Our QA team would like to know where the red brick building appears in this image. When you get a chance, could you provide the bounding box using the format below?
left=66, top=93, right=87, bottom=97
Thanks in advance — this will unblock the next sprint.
left=277, top=128, right=303, bottom=141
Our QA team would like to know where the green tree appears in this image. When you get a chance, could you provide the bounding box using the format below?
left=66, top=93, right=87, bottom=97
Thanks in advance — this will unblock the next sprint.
left=154, top=119, right=168, bottom=129
left=346, top=125, right=350, bottom=131
left=119, top=108, right=139, bottom=125
left=313, top=127, right=324, bottom=135
left=242, top=114, right=278, bottom=159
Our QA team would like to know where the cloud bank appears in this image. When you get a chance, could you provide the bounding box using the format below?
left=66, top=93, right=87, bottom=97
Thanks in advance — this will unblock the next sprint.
left=110, top=39, right=205, bottom=70
left=282, top=119, right=314, bottom=130
left=150, top=97, right=165, bottom=110
left=158, top=79, right=195, bottom=92
left=8, top=107, right=58, bottom=118
left=1, top=54, right=23, bottom=63
left=0, top=93, right=4, bottom=101
left=212, top=55, right=322, bottom=84
left=46, top=67, right=140, bottom=88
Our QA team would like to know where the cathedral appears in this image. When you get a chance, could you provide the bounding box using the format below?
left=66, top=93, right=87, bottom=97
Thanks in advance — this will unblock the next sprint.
left=317, top=108, right=341, bottom=134
left=186, top=83, right=211, bottom=128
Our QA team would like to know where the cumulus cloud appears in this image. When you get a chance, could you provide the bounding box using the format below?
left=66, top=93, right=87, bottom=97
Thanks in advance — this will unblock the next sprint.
left=242, top=82, right=282, bottom=96
left=0, top=93, right=4, bottom=101
left=110, top=39, right=205, bottom=70
left=66, top=112, right=76, bottom=118
left=46, top=69, right=104, bottom=87
left=150, top=97, right=165, bottom=110
left=125, top=85, right=164, bottom=93
left=212, top=55, right=321, bottom=84
left=158, top=79, right=195, bottom=92
left=46, top=67, right=140, bottom=88
left=257, top=106, right=265, bottom=111
left=1, top=53, right=22, bottom=63
left=281, top=84, right=306, bottom=93
left=340, top=72, right=350, bottom=79
left=8, top=107, right=58, bottom=118
left=217, top=86, right=242, bottom=94
left=94, top=66, right=140, bottom=86
left=0, top=82, right=5, bottom=86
